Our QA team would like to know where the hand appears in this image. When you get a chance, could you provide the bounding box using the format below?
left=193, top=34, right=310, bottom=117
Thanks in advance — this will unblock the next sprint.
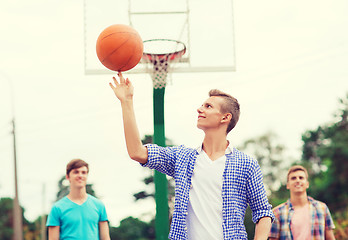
left=109, top=72, right=134, bottom=102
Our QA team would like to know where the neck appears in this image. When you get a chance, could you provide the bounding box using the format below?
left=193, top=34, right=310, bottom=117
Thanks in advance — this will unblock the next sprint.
left=290, top=192, right=308, bottom=207
left=202, top=131, right=228, bottom=160
left=68, top=187, right=87, bottom=202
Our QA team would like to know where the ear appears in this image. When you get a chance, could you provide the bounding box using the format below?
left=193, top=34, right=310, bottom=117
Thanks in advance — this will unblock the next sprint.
left=286, top=182, right=290, bottom=190
left=66, top=174, right=70, bottom=181
left=222, top=113, right=232, bottom=123
left=305, top=180, right=309, bottom=189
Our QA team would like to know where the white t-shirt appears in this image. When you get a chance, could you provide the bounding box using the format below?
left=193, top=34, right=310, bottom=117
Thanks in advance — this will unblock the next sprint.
left=187, top=145, right=232, bottom=240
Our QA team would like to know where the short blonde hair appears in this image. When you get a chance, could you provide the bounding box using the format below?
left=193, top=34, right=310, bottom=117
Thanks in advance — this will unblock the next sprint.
left=287, top=165, right=308, bottom=182
left=208, top=89, right=240, bottom=133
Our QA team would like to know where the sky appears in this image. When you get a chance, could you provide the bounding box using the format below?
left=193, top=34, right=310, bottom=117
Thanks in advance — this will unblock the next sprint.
left=0, top=0, right=348, bottom=227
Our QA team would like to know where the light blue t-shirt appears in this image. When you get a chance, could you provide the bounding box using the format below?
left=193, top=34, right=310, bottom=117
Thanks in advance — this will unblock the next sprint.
left=46, top=194, right=108, bottom=239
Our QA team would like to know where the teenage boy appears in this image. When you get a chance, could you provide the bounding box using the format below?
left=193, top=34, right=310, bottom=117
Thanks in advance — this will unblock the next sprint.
left=109, top=72, right=274, bottom=239
left=47, top=159, right=110, bottom=240
left=269, top=165, right=335, bottom=240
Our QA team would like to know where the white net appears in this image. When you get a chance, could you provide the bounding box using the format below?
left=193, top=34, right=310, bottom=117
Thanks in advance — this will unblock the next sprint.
left=142, top=39, right=186, bottom=89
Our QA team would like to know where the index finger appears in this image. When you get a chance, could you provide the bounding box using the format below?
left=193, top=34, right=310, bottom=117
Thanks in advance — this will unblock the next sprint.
left=111, top=76, right=119, bottom=86
left=118, top=72, right=125, bottom=83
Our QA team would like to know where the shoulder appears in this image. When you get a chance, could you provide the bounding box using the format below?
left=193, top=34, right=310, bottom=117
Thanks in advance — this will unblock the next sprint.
left=87, top=195, right=106, bottom=208
left=273, top=201, right=288, bottom=211
left=177, top=145, right=196, bottom=155
left=308, top=196, right=329, bottom=210
left=233, top=148, right=257, bottom=162
left=88, top=194, right=103, bottom=204
left=48, top=197, right=70, bottom=217
left=231, top=148, right=259, bottom=169
left=272, top=201, right=289, bottom=216
left=52, top=196, right=69, bottom=209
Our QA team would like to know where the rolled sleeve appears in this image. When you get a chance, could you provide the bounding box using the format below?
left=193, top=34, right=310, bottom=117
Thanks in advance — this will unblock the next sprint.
left=140, top=144, right=176, bottom=177
left=247, top=160, right=274, bottom=223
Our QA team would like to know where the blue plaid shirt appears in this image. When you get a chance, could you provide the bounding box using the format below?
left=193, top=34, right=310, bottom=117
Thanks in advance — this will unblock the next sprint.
left=142, top=144, right=274, bottom=239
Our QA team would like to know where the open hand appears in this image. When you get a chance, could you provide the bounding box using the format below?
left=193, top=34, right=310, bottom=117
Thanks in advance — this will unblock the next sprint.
left=109, top=72, right=134, bottom=102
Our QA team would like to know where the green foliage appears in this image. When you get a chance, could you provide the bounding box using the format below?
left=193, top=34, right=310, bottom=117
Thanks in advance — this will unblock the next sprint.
left=333, top=207, right=348, bottom=239
left=141, top=134, right=174, bottom=146
left=30, top=215, right=48, bottom=240
left=243, top=207, right=254, bottom=240
left=0, top=197, right=36, bottom=240
left=0, top=198, right=13, bottom=240
left=109, top=217, right=155, bottom=240
left=56, top=176, right=70, bottom=200
left=270, top=185, right=289, bottom=207
left=301, top=93, right=348, bottom=211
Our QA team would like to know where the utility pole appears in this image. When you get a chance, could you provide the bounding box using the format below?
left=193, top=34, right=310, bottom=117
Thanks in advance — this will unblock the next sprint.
left=41, top=183, right=46, bottom=240
left=12, top=118, right=23, bottom=240
left=3, top=74, right=23, bottom=240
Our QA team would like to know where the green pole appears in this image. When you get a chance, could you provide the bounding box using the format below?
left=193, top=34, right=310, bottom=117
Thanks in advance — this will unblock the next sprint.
left=153, top=87, right=169, bottom=240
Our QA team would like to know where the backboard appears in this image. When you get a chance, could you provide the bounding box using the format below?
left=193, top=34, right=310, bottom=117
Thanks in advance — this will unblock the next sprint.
left=83, top=0, right=236, bottom=75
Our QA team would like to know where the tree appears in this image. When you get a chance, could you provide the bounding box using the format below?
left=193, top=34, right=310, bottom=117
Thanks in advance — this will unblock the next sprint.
left=301, top=93, right=348, bottom=211
left=0, top=197, right=34, bottom=240
left=109, top=217, right=155, bottom=240
left=30, top=215, right=48, bottom=240
left=238, top=131, right=291, bottom=239
left=0, top=198, right=14, bottom=240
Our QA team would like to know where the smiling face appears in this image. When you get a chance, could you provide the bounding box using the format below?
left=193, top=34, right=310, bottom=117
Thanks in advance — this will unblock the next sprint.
left=196, top=96, right=231, bottom=133
left=66, top=166, right=88, bottom=189
left=286, top=170, right=309, bottom=194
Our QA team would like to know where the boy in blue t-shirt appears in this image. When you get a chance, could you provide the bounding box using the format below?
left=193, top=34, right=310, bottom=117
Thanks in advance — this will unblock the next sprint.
left=46, top=159, right=110, bottom=240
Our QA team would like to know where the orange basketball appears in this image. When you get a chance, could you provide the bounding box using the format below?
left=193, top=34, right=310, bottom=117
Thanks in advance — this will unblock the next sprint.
left=96, top=24, right=143, bottom=72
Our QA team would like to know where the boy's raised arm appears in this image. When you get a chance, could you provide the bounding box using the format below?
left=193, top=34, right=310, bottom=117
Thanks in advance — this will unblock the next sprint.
left=109, top=72, right=148, bottom=164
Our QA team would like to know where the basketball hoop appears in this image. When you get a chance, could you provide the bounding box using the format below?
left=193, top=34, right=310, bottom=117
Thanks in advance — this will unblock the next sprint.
left=142, top=39, right=186, bottom=89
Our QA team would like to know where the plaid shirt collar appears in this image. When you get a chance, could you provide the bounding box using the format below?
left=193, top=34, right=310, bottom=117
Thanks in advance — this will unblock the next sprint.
left=286, top=196, right=316, bottom=210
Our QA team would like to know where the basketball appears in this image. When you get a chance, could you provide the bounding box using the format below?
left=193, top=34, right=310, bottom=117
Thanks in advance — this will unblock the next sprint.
left=96, top=24, right=143, bottom=72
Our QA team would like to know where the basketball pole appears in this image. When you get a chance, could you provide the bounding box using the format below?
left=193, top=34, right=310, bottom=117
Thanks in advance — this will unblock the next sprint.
left=153, top=86, right=169, bottom=239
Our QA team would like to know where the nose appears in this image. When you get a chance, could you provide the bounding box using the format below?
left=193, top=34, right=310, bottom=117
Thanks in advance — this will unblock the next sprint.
left=197, top=106, right=203, bottom=113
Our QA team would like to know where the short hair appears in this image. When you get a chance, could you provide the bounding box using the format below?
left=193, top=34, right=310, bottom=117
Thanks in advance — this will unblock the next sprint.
left=66, top=159, right=89, bottom=176
left=287, top=165, right=308, bottom=182
left=209, top=89, right=240, bottom=133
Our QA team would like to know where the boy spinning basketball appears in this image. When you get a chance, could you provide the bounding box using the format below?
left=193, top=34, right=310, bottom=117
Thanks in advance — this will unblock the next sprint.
left=110, top=72, right=274, bottom=239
